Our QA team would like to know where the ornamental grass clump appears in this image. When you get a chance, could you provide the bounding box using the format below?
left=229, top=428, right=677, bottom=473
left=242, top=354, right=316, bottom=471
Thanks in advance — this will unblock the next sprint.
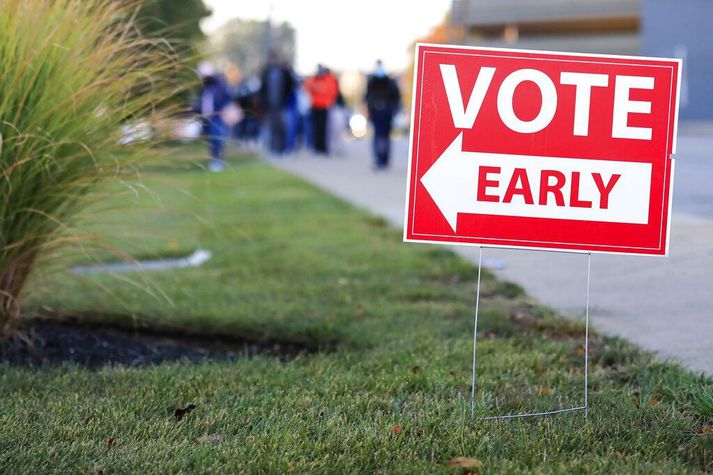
left=0, top=0, right=184, bottom=337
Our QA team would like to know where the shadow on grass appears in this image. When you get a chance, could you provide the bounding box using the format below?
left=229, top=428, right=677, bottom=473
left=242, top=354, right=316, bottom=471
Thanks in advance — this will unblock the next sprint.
left=0, top=316, right=317, bottom=370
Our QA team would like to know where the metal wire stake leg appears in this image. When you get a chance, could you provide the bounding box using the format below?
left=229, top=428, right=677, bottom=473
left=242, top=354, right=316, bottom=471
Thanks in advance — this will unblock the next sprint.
left=470, top=247, right=483, bottom=417
left=584, top=252, right=591, bottom=419
left=468, top=249, right=592, bottom=421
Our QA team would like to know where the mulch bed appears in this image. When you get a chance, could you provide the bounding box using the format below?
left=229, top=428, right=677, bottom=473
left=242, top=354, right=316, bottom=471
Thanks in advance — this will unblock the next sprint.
left=0, top=318, right=309, bottom=369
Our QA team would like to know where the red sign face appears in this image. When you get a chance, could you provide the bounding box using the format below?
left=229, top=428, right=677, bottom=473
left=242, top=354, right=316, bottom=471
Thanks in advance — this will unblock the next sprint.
left=404, top=44, right=682, bottom=255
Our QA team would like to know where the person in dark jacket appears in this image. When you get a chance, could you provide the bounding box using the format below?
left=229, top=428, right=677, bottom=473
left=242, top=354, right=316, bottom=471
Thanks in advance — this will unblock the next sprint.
left=259, top=52, right=296, bottom=155
left=365, top=60, right=401, bottom=170
left=195, top=61, right=232, bottom=172
left=234, top=76, right=262, bottom=145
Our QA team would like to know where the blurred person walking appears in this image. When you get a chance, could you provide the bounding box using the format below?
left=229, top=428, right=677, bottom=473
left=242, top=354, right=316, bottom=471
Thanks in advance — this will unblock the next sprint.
left=328, top=91, right=348, bottom=156
left=260, top=52, right=296, bottom=156
left=194, top=61, right=232, bottom=172
left=365, top=60, right=400, bottom=170
left=234, top=75, right=262, bottom=147
left=294, top=80, right=313, bottom=151
left=304, top=65, right=339, bottom=155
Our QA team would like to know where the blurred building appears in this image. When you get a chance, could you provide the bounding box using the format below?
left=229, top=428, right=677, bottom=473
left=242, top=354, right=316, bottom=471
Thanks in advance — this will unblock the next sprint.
left=450, top=0, right=639, bottom=55
left=643, top=0, right=712, bottom=121
left=450, top=0, right=713, bottom=121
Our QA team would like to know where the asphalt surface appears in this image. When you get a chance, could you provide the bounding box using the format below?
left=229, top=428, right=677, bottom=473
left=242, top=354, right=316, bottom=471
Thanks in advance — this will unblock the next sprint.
left=272, top=132, right=713, bottom=375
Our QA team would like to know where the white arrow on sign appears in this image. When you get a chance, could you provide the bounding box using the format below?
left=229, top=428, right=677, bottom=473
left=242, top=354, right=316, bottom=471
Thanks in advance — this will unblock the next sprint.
left=420, top=133, right=653, bottom=232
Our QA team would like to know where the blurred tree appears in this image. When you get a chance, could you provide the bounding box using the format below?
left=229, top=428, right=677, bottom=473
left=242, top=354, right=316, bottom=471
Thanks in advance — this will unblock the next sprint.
left=134, top=0, right=212, bottom=109
left=403, top=14, right=459, bottom=112
left=211, top=18, right=296, bottom=77
left=137, top=0, right=211, bottom=46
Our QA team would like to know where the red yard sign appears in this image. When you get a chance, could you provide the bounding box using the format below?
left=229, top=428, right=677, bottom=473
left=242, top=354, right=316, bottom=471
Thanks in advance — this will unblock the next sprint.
left=404, top=44, right=681, bottom=255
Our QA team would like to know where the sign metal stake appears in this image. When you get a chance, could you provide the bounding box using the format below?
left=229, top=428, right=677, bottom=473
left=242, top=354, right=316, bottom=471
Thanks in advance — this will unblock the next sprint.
left=470, top=246, right=483, bottom=417
left=584, top=252, right=591, bottom=420
left=470, top=249, right=591, bottom=420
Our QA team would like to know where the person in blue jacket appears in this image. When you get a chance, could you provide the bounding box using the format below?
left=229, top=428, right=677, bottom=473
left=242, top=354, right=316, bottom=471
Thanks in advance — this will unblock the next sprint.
left=195, top=61, right=232, bottom=172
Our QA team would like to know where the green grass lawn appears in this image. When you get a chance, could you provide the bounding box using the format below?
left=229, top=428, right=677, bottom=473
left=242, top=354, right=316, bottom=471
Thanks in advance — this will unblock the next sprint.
left=1, top=146, right=712, bottom=473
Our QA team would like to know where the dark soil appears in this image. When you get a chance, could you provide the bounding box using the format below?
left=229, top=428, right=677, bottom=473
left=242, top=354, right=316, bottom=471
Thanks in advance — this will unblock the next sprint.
left=0, top=318, right=310, bottom=369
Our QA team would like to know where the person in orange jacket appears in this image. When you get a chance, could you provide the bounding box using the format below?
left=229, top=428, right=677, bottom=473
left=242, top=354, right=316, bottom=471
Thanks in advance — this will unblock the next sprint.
left=304, top=65, right=339, bottom=154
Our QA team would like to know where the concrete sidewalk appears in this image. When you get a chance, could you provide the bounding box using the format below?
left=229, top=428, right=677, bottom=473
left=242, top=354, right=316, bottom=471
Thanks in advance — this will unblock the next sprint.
left=272, top=135, right=713, bottom=375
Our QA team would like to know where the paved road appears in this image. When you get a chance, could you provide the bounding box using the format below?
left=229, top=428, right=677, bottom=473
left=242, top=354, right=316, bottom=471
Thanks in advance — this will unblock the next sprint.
left=272, top=133, right=713, bottom=375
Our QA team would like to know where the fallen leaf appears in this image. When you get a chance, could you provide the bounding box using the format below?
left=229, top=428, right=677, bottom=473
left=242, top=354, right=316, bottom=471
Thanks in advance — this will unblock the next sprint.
left=535, top=386, right=553, bottom=396
left=576, top=346, right=586, bottom=357
left=106, top=437, right=117, bottom=448
left=174, top=404, right=196, bottom=421
left=411, top=366, right=421, bottom=374
left=448, top=370, right=457, bottom=376
left=446, top=456, right=482, bottom=468
left=697, top=424, right=713, bottom=434
left=390, top=424, right=401, bottom=435
left=649, top=399, right=660, bottom=406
